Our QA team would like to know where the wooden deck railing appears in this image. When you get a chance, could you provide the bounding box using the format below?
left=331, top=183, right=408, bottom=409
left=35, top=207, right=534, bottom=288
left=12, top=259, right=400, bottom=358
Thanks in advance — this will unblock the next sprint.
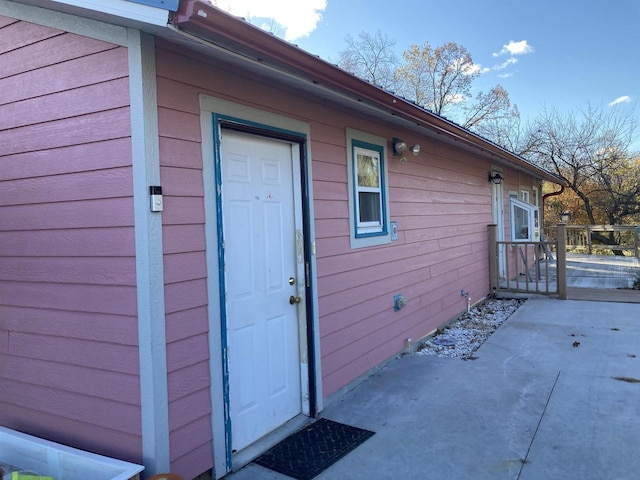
left=544, top=225, right=640, bottom=258
left=489, top=224, right=567, bottom=299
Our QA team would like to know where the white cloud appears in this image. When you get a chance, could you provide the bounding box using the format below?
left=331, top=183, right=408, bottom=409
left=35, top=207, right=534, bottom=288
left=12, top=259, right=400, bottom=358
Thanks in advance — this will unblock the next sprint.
left=497, top=72, right=514, bottom=79
left=493, top=40, right=534, bottom=57
left=464, top=63, right=490, bottom=75
left=216, top=0, right=327, bottom=41
left=608, top=95, right=632, bottom=106
left=493, top=57, right=518, bottom=70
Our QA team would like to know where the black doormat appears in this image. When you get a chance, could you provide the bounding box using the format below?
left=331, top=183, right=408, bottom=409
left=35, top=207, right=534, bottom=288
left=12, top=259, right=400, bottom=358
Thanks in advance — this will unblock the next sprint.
left=254, top=418, right=375, bottom=480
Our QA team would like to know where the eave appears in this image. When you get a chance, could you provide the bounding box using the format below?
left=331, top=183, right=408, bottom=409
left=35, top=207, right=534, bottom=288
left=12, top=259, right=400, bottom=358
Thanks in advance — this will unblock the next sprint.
left=170, top=1, right=564, bottom=185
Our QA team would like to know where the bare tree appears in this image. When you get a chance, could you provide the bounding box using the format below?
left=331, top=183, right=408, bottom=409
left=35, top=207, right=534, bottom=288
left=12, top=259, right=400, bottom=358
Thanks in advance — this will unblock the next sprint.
left=525, top=102, right=640, bottom=232
left=394, top=41, right=478, bottom=115
left=590, top=149, right=640, bottom=225
left=462, top=85, right=519, bottom=130
left=337, top=30, right=398, bottom=89
left=337, top=34, right=522, bottom=144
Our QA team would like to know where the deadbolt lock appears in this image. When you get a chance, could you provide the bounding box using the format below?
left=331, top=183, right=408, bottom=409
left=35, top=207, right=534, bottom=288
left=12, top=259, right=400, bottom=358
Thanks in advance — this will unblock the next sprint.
left=289, top=277, right=295, bottom=285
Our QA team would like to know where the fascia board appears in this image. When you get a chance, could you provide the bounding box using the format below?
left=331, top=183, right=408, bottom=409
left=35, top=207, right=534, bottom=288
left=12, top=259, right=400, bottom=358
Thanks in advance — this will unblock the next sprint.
left=49, top=0, right=169, bottom=26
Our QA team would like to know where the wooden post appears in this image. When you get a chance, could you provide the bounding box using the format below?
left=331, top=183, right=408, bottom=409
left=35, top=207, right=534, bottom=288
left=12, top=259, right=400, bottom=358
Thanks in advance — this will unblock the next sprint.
left=488, top=224, right=498, bottom=296
left=634, top=227, right=639, bottom=259
left=586, top=225, right=592, bottom=254
left=557, top=223, right=567, bottom=300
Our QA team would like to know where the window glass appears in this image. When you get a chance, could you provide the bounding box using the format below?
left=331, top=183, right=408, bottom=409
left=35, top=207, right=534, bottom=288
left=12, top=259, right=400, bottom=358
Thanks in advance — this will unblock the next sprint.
left=355, top=148, right=382, bottom=229
left=358, top=192, right=381, bottom=222
left=513, top=203, right=530, bottom=240
left=357, top=153, right=380, bottom=188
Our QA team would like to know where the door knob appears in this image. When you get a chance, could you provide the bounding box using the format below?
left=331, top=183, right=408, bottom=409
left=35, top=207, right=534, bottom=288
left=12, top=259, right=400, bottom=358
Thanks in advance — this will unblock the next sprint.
left=289, top=295, right=301, bottom=305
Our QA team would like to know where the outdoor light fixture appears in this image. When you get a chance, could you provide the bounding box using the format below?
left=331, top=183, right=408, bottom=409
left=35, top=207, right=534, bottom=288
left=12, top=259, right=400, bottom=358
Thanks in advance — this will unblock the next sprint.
left=560, top=212, right=571, bottom=223
left=393, top=138, right=421, bottom=158
left=488, top=172, right=504, bottom=184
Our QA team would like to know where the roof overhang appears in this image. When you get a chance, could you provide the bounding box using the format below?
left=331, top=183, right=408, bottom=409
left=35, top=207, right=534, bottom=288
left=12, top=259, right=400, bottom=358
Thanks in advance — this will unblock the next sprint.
left=9, top=0, right=171, bottom=27
left=11, top=0, right=563, bottom=185
left=171, top=1, right=563, bottom=184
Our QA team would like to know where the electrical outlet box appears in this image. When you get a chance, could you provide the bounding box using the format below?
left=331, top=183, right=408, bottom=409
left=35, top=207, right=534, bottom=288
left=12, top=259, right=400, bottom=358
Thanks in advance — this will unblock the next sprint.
left=394, top=294, right=406, bottom=311
left=390, top=221, right=398, bottom=241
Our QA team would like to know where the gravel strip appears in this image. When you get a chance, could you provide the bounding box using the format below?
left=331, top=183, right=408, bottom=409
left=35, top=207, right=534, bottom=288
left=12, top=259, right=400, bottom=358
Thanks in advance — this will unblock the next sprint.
left=416, top=298, right=525, bottom=359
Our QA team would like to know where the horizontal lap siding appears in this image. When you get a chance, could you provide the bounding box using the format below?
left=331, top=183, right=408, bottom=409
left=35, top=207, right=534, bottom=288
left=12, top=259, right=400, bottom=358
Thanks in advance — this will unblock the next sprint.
left=155, top=41, right=498, bottom=442
left=156, top=48, right=213, bottom=479
left=0, top=17, right=141, bottom=463
left=314, top=125, right=494, bottom=396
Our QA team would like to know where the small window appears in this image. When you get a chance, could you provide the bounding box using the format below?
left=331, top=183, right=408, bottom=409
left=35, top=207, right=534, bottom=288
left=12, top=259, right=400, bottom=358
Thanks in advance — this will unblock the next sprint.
left=354, top=146, right=384, bottom=234
left=510, top=198, right=539, bottom=242
left=520, top=189, right=530, bottom=203
left=346, top=128, right=390, bottom=249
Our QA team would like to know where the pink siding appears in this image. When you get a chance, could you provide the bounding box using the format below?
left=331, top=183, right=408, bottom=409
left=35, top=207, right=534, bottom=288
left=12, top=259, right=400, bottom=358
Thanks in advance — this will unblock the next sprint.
left=312, top=133, right=496, bottom=394
left=154, top=38, right=509, bottom=476
left=0, top=14, right=543, bottom=476
left=156, top=47, right=213, bottom=479
left=0, top=17, right=141, bottom=464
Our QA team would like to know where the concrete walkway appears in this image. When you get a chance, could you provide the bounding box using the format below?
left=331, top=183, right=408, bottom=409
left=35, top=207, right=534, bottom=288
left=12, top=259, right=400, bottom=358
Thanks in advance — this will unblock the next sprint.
left=227, top=297, right=640, bottom=480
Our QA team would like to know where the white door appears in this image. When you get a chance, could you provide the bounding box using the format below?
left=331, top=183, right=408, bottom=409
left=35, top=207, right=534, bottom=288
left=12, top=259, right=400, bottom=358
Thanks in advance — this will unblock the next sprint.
left=220, top=131, right=303, bottom=453
left=491, top=174, right=506, bottom=277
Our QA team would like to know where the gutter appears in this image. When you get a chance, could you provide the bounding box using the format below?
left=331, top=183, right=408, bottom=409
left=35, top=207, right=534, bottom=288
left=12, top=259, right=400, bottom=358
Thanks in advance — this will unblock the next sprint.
left=172, top=0, right=563, bottom=185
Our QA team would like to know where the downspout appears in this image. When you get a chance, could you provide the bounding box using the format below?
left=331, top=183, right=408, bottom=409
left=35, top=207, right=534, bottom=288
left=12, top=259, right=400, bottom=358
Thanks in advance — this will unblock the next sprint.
left=542, top=185, right=566, bottom=238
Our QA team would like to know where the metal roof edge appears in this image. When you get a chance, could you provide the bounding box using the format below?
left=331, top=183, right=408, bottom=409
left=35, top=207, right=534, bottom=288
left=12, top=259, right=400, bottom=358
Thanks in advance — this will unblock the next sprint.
left=171, top=0, right=564, bottom=185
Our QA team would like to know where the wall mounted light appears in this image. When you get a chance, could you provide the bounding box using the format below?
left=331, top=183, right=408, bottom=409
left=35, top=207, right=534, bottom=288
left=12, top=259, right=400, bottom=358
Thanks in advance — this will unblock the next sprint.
left=560, top=212, right=571, bottom=223
left=488, top=172, right=504, bottom=184
left=393, top=138, right=421, bottom=163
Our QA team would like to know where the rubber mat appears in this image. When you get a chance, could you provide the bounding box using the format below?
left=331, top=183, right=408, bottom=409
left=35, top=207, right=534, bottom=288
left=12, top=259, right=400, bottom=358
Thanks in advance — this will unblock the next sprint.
left=254, top=418, right=375, bottom=480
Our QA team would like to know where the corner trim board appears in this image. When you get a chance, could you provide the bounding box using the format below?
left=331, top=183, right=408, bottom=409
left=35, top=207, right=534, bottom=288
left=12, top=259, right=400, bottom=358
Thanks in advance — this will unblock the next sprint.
left=129, top=29, right=170, bottom=476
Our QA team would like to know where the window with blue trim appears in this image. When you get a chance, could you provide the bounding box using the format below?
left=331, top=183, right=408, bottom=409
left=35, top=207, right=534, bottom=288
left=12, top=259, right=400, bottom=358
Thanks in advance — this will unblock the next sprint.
left=346, top=129, right=390, bottom=249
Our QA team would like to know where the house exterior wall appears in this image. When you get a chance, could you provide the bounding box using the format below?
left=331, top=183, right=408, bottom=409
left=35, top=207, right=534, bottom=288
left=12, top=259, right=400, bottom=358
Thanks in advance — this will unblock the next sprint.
left=317, top=134, right=494, bottom=394
left=0, top=16, right=142, bottom=463
left=153, top=41, right=499, bottom=407
left=0, top=11, right=543, bottom=478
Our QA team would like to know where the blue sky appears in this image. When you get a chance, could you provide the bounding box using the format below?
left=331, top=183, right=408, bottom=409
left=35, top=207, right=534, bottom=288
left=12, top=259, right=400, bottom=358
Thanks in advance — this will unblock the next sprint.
left=219, top=0, right=639, bottom=138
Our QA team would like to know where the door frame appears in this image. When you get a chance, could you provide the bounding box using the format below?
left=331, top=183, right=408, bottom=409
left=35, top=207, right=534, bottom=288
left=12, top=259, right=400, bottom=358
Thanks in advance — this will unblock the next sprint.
left=199, top=95, right=322, bottom=478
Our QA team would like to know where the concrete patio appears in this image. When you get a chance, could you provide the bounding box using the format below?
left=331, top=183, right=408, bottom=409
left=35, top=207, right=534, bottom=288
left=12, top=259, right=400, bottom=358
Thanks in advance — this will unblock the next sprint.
left=226, top=297, right=640, bottom=480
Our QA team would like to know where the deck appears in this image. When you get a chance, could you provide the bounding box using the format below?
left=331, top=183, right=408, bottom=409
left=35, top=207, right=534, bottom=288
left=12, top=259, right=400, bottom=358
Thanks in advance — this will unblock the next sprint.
left=564, top=253, right=639, bottom=288
left=564, top=253, right=640, bottom=302
left=500, top=253, right=640, bottom=303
